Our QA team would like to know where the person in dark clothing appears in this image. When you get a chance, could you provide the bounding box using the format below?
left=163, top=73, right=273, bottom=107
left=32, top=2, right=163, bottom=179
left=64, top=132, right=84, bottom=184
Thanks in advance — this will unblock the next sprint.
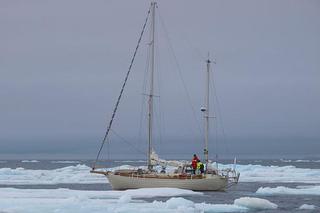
left=196, top=160, right=205, bottom=174
left=199, top=161, right=205, bottom=174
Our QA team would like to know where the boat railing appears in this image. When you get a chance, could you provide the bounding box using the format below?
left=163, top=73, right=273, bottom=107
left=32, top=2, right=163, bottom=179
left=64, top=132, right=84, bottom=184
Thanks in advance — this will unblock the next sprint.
left=220, top=168, right=240, bottom=186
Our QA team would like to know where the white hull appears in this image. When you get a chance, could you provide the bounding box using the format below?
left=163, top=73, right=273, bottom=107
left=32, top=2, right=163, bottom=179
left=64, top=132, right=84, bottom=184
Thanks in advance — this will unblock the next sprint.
left=107, top=173, right=228, bottom=191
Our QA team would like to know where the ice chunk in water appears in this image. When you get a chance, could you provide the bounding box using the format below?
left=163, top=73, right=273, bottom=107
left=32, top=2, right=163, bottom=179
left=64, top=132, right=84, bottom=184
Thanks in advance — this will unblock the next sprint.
left=165, top=197, right=195, bottom=209
left=21, top=160, right=39, bottom=163
left=256, top=185, right=320, bottom=195
left=299, top=204, right=316, bottom=210
left=234, top=197, right=277, bottom=210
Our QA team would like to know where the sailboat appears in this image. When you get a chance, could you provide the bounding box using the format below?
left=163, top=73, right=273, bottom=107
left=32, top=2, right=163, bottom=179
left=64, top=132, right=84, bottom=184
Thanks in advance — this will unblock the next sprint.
left=91, top=2, right=239, bottom=191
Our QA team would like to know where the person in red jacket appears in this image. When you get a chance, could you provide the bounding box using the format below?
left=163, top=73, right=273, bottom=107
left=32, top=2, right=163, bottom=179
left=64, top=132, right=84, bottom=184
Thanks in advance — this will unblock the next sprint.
left=191, top=154, right=199, bottom=174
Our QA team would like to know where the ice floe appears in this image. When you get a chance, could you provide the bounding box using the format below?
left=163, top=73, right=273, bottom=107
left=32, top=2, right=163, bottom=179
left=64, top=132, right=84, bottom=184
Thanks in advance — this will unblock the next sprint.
left=280, top=159, right=320, bottom=163
left=299, top=204, right=317, bottom=210
left=295, top=160, right=310, bottom=163
left=0, top=188, right=276, bottom=213
left=21, top=160, right=39, bottom=163
left=0, top=187, right=202, bottom=199
left=220, top=164, right=320, bottom=183
left=234, top=197, right=278, bottom=210
left=280, top=159, right=292, bottom=163
left=51, top=160, right=81, bottom=164
left=114, top=160, right=147, bottom=163
left=0, top=164, right=105, bottom=185
left=256, top=185, right=320, bottom=195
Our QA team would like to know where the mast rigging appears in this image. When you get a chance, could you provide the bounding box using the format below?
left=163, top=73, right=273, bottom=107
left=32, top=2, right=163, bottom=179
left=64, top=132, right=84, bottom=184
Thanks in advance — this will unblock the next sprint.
left=92, top=4, right=152, bottom=169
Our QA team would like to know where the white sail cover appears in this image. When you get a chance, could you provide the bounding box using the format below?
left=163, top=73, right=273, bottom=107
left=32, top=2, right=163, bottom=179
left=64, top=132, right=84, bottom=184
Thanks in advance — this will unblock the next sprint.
left=150, top=150, right=187, bottom=167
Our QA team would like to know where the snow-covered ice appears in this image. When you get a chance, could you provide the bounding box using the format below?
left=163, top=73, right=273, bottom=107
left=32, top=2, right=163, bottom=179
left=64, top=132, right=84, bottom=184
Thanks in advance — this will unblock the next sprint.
left=114, top=160, right=147, bottom=163
left=0, top=187, right=202, bottom=199
left=51, top=160, right=81, bottom=164
left=299, top=204, right=317, bottom=210
left=21, top=160, right=39, bottom=163
left=280, top=159, right=320, bottom=163
left=295, top=160, right=310, bottom=163
left=234, top=197, right=278, bottom=210
left=256, top=185, right=320, bottom=195
left=280, top=159, right=292, bottom=163
left=221, top=164, right=320, bottom=183
left=0, top=164, right=105, bottom=185
left=0, top=164, right=146, bottom=185
left=0, top=188, right=275, bottom=213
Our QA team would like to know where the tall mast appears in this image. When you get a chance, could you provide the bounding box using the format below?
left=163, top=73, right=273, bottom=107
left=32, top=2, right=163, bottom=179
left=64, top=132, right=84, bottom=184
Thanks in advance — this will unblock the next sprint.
left=204, top=58, right=211, bottom=170
left=148, top=1, right=156, bottom=170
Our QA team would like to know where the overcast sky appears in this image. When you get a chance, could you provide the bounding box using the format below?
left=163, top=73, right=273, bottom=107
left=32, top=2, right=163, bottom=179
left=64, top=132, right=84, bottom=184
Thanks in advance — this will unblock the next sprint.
left=1, top=0, right=319, bottom=159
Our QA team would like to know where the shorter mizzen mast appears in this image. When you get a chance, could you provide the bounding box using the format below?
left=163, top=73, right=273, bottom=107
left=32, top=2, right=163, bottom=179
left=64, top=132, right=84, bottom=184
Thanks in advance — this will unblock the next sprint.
left=201, top=56, right=213, bottom=171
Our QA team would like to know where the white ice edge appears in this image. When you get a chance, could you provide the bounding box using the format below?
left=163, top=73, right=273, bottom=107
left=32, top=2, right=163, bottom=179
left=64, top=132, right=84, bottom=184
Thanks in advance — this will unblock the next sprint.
left=51, top=161, right=81, bottom=164
left=256, top=185, right=320, bottom=195
left=0, top=187, right=202, bottom=199
left=280, top=159, right=320, bottom=163
left=21, top=160, right=39, bottom=163
left=219, top=163, right=320, bottom=183
left=299, top=204, right=317, bottom=210
left=0, top=188, right=277, bottom=213
left=0, top=164, right=106, bottom=185
left=234, top=197, right=277, bottom=210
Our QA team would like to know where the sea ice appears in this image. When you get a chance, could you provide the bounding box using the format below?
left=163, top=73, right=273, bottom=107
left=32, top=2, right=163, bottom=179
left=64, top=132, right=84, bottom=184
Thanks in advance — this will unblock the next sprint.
left=0, top=164, right=105, bottom=185
left=118, top=194, right=132, bottom=204
left=21, top=160, right=39, bottom=163
left=0, top=187, right=202, bottom=199
left=280, top=159, right=292, bottom=163
left=51, top=160, right=81, bottom=164
left=299, top=204, right=317, bottom=210
left=256, top=185, right=320, bottom=195
left=165, top=197, right=195, bottom=209
left=220, top=163, right=320, bottom=183
left=295, top=160, right=310, bottom=162
left=0, top=188, right=276, bottom=213
left=114, top=160, right=147, bottom=163
left=234, top=197, right=278, bottom=210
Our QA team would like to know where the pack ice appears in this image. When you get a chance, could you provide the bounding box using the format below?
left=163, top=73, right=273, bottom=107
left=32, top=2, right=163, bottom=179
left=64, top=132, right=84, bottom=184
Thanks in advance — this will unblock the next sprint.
left=0, top=188, right=277, bottom=213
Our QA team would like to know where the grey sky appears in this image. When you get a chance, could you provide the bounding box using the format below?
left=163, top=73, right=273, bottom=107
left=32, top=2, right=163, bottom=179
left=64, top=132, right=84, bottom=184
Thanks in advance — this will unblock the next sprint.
left=1, top=0, right=319, bottom=159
